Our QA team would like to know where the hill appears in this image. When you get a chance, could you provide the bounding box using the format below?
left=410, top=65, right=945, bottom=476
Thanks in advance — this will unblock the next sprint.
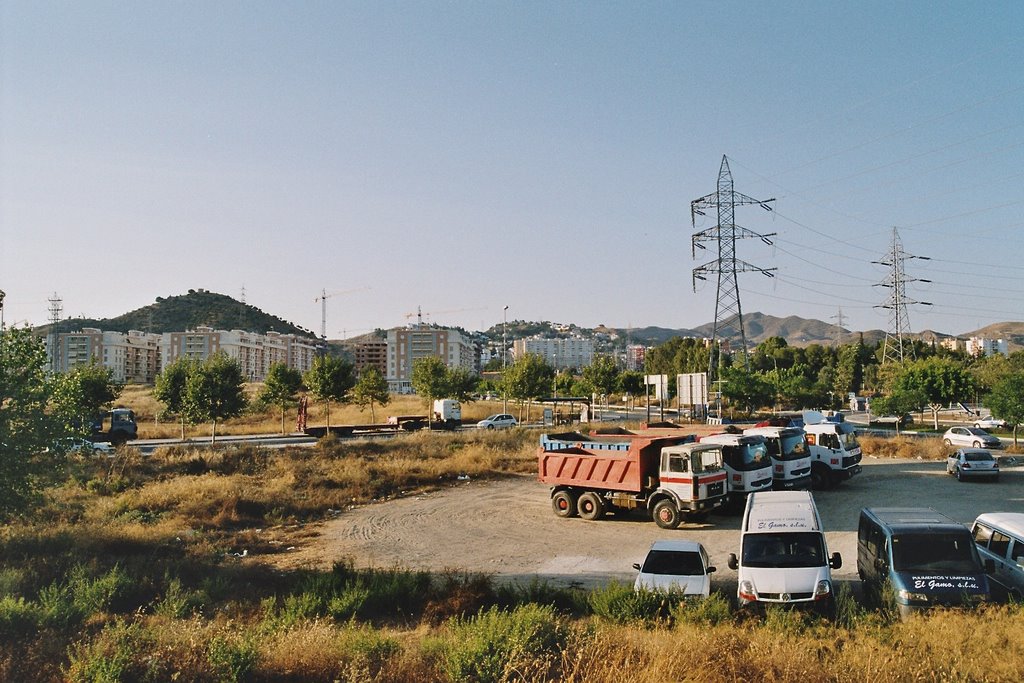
left=47, top=290, right=318, bottom=339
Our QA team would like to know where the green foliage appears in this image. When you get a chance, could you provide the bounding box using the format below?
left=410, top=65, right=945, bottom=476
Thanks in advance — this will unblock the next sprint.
left=183, top=353, right=248, bottom=442
left=890, top=357, right=974, bottom=428
left=434, top=604, right=566, bottom=683
left=644, top=337, right=711, bottom=392
left=303, top=354, right=356, bottom=428
left=0, top=595, right=41, bottom=638
left=411, top=356, right=449, bottom=405
left=153, top=577, right=205, bottom=619
left=207, top=634, right=259, bottom=683
left=985, top=371, right=1024, bottom=446
left=502, top=353, right=555, bottom=404
left=721, top=367, right=775, bottom=413
left=51, top=363, right=123, bottom=428
left=670, top=591, right=734, bottom=627
left=257, top=362, right=303, bottom=434
left=352, top=366, right=390, bottom=422
left=587, top=582, right=677, bottom=625
left=38, top=565, right=132, bottom=630
left=582, top=355, right=619, bottom=397
left=64, top=619, right=142, bottom=683
left=0, top=327, right=71, bottom=517
left=445, top=367, right=478, bottom=402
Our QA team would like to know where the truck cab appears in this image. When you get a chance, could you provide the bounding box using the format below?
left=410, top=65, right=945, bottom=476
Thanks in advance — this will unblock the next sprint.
left=699, top=433, right=774, bottom=504
left=802, top=411, right=862, bottom=490
left=743, top=426, right=812, bottom=491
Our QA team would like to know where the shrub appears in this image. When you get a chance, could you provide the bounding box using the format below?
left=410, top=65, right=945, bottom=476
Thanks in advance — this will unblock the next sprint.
left=587, top=583, right=677, bottom=626
left=433, top=604, right=566, bottom=683
left=0, top=595, right=41, bottom=638
left=207, top=633, right=259, bottom=683
left=671, top=591, right=734, bottom=627
left=64, top=619, right=144, bottom=683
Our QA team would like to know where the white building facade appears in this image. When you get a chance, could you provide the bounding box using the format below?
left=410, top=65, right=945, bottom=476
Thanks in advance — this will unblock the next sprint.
left=512, top=336, right=594, bottom=370
left=386, top=326, right=475, bottom=393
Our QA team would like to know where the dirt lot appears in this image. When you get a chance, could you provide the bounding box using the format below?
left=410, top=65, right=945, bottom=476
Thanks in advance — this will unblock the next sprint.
left=286, top=456, right=1023, bottom=593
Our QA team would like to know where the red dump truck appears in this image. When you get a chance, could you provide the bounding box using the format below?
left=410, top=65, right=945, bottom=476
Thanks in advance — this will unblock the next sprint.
left=538, top=432, right=729, bottom=529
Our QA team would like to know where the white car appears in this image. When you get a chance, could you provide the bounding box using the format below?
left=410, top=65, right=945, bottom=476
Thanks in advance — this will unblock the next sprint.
left=53, top=438, right=116, bottom=455
left=946, top=448, right=999, bottom=482
left=632, top=540, right=715, bottom=596
left=943, top=426, right=1002, bottom=450
left=974, top=416, right=1008, bottom=430
left=476, top=414, right=517, bottom=429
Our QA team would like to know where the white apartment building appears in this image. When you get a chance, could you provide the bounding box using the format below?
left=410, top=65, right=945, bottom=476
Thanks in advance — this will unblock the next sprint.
left=966, top=337, right=1008, bottom=357
left=386, top=326, right=474, bottom=393
left=160, top=327, right=319, bottom=380
left=49, top=328, right=162, bottom=383
left=512, top=336, right=594, bottom=370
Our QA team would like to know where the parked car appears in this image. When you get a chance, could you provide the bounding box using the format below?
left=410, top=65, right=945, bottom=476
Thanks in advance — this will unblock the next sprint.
left=974, top=416, right=1007, bottom=430
left=476, top=414, right=517, bottom=429
left=50, top=438, right=116, bottom=456
left=946, top=448, right=999, bottom=482
left=942, top=426, right=1002, bottom=449
left=633, top=540, right=715, bottom=596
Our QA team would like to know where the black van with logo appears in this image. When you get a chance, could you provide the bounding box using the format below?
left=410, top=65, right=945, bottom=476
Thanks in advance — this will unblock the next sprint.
left=857, top=508, right=992, bottom=619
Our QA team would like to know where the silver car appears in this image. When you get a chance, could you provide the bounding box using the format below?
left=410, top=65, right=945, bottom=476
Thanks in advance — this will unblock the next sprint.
left=942, top=426, right=1002, bottom=449
left=946, top=448, right=999, bottom=482
left=633, top=540, right=715, bottom=596
left=476, top=413, right=517, bottom=429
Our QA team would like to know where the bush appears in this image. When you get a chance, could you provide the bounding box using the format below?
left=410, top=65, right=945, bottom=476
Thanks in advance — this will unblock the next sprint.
left=207, top=633, right=259, bottom=683
left=587, top=583, right=679, bottom=625
left=0, top=595, right=41, bottom=637
left=433, top=604, right=566, bottom=683
left=671, top=591, right=734, bottom=627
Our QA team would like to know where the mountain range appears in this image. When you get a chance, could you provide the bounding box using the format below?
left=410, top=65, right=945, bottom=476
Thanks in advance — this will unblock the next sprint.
left=40, top=290, right=1024, bottom=351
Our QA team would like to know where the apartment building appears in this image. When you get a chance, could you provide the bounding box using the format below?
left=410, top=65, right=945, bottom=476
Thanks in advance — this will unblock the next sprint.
left=49, top=328, right=162, bottom=383
left=387, top=326, right=474, bottom=393
left=966, top=337, right=1008, bottom=357
left=161, top=327, right=318, bottom=380
left=512, top=336, right=594, bottom=370
left=342, top=338, right=388, bottom=377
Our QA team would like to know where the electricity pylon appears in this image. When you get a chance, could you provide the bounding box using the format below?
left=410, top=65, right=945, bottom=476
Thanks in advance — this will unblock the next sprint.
left=691, top=155, right=776, bottom=377
left=874, top=227, right=931, bottom=365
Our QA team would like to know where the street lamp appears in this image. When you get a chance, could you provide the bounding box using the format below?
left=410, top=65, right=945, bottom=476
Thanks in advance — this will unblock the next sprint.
left=502, top=305, right=509, bottom=413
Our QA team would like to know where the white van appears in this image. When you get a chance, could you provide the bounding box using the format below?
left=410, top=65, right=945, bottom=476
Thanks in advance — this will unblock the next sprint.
left=727, top=490, right=842, bottom=615
left=971, top=512, right=1024, bottom=601
left=699, top=433, right=774, bottom=504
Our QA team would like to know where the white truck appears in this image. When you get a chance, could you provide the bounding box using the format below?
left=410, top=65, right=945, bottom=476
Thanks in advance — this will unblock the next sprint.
left=698, top=433, right=774, bottom=505
left=432, top=399, right=462, bottom=428
left=802, top=411, right=862, bottom=490
left=743, top=425, right=812, bottom=491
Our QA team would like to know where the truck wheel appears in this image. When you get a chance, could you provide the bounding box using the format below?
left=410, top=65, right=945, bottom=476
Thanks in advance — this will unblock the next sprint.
left=551, top=491, right=578, bottom=518
left=577, top=492, right=605, bottom=521
left=810, top=463, right=833, bottom=491
left=652, top=500, right=681, bottom=530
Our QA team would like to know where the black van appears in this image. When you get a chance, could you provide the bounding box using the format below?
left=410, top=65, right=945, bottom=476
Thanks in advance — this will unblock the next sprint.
left=857, top=508, right=992, bottom=619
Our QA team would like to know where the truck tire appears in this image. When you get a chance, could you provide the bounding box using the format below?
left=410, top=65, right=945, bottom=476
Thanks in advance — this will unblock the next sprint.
left=577, top=492, right=605, bottom=521
left=652, top=500, right=681, bottom=530
left=810, top=463, right=833, bottom=491
left=551, top=490, right=578, bottom=518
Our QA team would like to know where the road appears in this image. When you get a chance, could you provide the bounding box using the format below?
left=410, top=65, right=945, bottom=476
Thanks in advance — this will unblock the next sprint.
left=284, top=455, right=1023, bottom=594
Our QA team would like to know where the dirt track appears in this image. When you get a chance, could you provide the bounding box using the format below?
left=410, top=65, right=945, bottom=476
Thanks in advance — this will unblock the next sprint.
left=285, top=456, right=1023, bottom=592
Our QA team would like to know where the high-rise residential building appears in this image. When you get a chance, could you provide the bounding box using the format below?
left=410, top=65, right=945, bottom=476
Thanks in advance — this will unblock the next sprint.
left=161, top=327, right=318, bottom=380
left=49, top=328, right=162, bottom=383
left=343, top=338, right=388, bottom=377
left=512, top=336, right=594, bottom=370
left=966, top=337, right=1008, bottom=357
left=625, top=344, right=647, bottom=371
left=387, top=326, right=474, bottom=393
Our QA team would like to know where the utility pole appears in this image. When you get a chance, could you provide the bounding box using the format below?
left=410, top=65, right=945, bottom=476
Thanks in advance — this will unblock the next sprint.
left=831, top=306, right=846, bottom=347
left=691, top=155, right=776, bottom=380
left=48, top=292, right=63, bottom=373
left=874, top=227, right=931, bottom=365
left=502, top=305, right=509, bottom=414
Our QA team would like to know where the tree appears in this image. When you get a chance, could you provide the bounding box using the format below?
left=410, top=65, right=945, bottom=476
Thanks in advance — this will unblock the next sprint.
left=411, top=357, right=450, bottom=423
left=583, top=356, right=620, bottom=399
left=51, top=362, right=123, bottom=426
left=721, top=368, right=774, bottom=415
left=0, top=328, right=71, bottom=517
left=352, top=367, right=390, bottom=423
left=985, top=372, right=1024, bottom=447
left=444, top=367, right=478, bottom=402
left=258, top=362, right=303, bottom=434
left=183, top=353, right=248, bottom=443
left=869, top=387, right=928, bottom=435
left=303, top=354, right=355, bottom=429
left=889, top=357, right=974, bottom=430
left=502, top=354, right=555, bottom=422
left=154, top=357, right=200, bottom=439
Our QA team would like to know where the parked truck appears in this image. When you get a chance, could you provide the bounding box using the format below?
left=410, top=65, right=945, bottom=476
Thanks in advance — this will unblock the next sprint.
left=802, top=411, right=862, bottom=489
left=297, top=398, right=462, bottom=438
left=86, top=408, right=138, bottom=446
left=698, top=433, right=774, bottom=505
left=538, top=432, right=728, bottom=529
left=743, top=425, right=813, bottom=491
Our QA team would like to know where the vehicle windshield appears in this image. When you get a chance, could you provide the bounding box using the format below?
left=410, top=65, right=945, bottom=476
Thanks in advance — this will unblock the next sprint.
left=891, top=533, right=980, bottom=573
left=698, top=448, right=722, bottom=472
left=777, top=433, right=808, bottom=461
left=723, top=441, right=771, bottom=471
left=742, top=532, right=826, bottom=568
left=838, top=423, right=859, bottom=449
left=640, top=550, right=706, bottom=576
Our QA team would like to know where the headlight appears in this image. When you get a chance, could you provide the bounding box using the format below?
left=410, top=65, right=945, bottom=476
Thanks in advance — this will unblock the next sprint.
left=897, top=589, right=929, bottom=603
left=814, top=580, right=832, bottom=599
left=738, top=580, right=756, bottom=601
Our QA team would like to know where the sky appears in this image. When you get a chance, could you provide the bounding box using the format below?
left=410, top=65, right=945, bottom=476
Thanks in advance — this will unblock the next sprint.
left=2, top=1, right=1023, bottom=340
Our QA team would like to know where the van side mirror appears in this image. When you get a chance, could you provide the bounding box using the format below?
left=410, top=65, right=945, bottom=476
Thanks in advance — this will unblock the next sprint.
left=632, top=563, right=641, bottom=571
left=727, top=553, right=738, bottom=570
left=706, top=565, right=716, bottom=574
left=829, top=552, right=843, bottom=570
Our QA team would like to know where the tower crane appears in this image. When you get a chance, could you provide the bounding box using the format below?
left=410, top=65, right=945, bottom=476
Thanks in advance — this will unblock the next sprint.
left=315, top=287, right=369, bottom=340
left=404, top=306, right=486, bottom=327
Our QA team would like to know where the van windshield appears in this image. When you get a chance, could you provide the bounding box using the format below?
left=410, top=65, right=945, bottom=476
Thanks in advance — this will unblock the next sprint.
left=838, top=423, right=859, bottom=449
left=742, top=532, right=826, bottom=568
left=777, top=433, right=808, bottom=461
left=891, top=533, right=979, bottom=573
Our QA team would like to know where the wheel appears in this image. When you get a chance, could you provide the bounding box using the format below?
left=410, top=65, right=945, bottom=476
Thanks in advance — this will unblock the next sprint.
left=974, top=424, right=982, bottom=429
left=956, top=467, right=963, bottom=482
left=487, top=424, right=495, bottom=430
left=551, top=490, right=578, bottom=518
left=652, top=499, right=681, bottom=530
left=577, top=492, right=605, bottom=521
left=810, top=463, right=833, bottom=491
left=973, top=441, right=983, bottom=448
left=943, top=439, right=953, bottom=447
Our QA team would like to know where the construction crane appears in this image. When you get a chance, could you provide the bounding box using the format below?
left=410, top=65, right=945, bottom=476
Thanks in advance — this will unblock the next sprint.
left=314, top=287, right=369, bottom=340
left=404, top=306, right=486, bottom=327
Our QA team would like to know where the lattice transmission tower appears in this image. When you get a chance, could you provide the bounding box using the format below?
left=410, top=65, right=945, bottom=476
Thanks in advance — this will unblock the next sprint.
left=873, top=227, right=931, bottom=365
left=48, top=292, right=63, bottom=373
left=691, top=155, right=776, bottom=377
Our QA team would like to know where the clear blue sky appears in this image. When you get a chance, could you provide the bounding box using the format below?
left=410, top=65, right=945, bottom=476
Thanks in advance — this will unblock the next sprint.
left=3, top=1, right=1022, bottom=338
